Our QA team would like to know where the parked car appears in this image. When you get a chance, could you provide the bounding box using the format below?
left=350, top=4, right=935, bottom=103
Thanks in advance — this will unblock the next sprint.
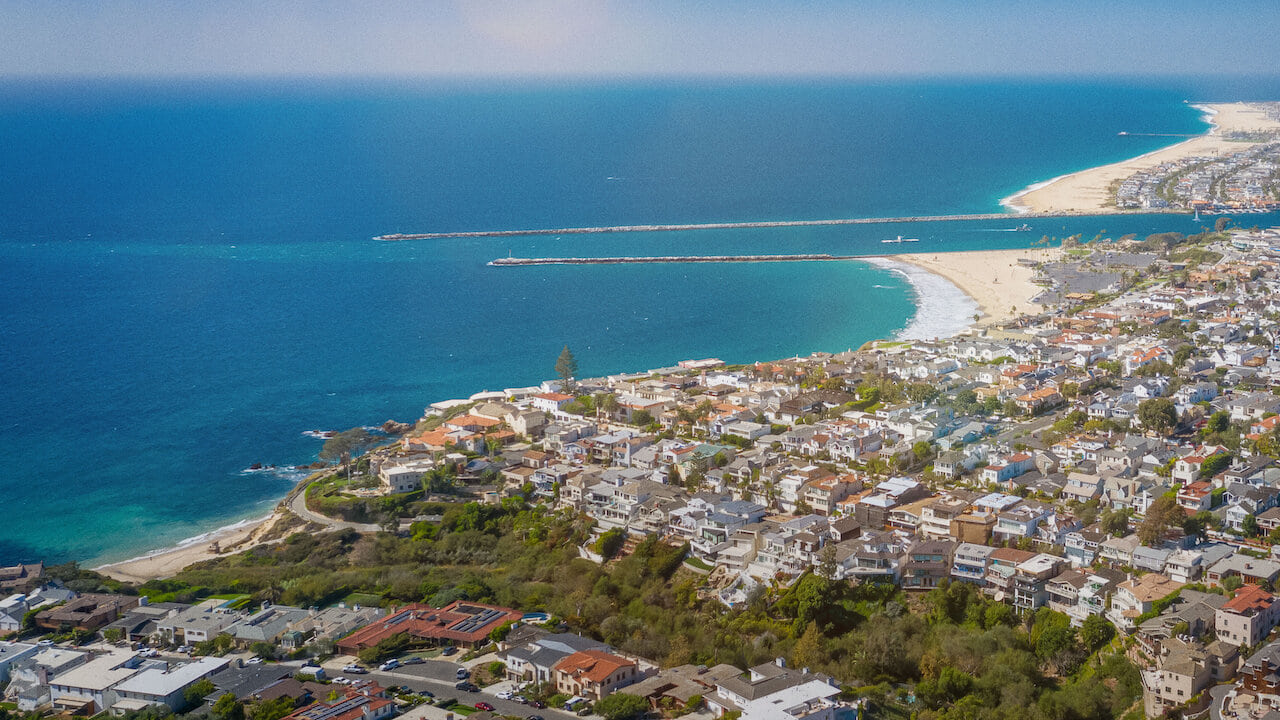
left=379, top=659, right=400, bottom=671
left=527, top=700, right=547, bottom=709
left=475, top=702, right=494, bottom=711
left=440, top=646, right=458, bottom=656
left=402, top=656, right=424, bottom=665
left=455, top=682, right=479, bottom=692
left=455, top=667, right=470, bottom=680
left=527, top=715, right=545, bottom=720
left=496, top=691, right=514, bottom=700
left=417, top=690, right=434, bottom=699
left=343, top=665, right=368, bottom=674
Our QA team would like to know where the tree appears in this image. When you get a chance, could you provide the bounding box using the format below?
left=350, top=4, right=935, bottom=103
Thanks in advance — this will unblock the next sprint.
left=630, top=409, right=653, bottom=427
left=212, top=694, right=245, bottom=720
left=791, top=621, right=826, bottom=670
left=1223, top=575, right=1244, bottom=592
left=1138, top=495, right=1183, bottom=546
left=1100, top=508, right=1131, bottom=537
left=594, top=528, right=626, bottom=560
left=183, top=678, right=217, bottom=709
left=1137, top=398, right=1178, bottom=435
left=594, top=693, right=649, bottom=720
left=1080, top=614, right=1115, bottom=651
left=319, top=427, right=376, bottom=463
left=554, top=345, right=578, bottom=393
left=1201, top=452, right=1232, bottom=479
left=250, top=642, right=276, bottom=660
left=1244, top=513, right=1261, bottom=538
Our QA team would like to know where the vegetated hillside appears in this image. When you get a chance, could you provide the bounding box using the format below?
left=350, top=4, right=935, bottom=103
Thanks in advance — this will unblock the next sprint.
left=137, top=497, right=1140, bottom=720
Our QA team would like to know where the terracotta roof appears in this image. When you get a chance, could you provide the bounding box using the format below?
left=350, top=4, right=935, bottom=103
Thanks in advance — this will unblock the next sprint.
left=554, top=649, right=636, bottom=684
left=1223, top=584, right=1276, bottom=615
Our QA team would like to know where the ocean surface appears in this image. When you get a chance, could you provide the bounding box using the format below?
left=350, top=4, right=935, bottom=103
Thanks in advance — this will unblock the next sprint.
left=2, top=76, right=1279, bottom=566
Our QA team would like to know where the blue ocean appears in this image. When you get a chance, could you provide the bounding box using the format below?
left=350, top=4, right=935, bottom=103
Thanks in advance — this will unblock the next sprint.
left=2, top=77, right=1278, bottom=565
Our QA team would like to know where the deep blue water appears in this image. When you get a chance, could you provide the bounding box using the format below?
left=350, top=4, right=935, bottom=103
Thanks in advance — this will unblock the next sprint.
left=2, top=76, right=1278, bottom=565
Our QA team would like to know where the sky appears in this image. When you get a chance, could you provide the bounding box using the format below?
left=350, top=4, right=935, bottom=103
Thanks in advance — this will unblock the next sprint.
left=3, top=0, right=1280, bottom=79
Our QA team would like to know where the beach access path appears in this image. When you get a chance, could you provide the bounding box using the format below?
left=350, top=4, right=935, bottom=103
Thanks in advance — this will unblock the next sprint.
left=287, top=488, right=382, bottom=534
left=1008, top=102, right=1280, bottom=213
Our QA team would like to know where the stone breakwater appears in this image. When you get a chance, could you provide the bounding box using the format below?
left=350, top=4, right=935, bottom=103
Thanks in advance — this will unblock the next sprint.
left=488, top=254, right=862, bottom=266
left=377, top=208, right=1183, bottom=241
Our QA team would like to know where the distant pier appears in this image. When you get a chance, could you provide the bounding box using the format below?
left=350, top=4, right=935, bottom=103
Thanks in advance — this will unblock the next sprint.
left=376, top=208, right=1183, bottom=242
left=490, top=254, right=864, bottom=266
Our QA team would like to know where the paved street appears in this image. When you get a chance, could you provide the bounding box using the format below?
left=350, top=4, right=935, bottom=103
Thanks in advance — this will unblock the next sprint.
left=300, top=656, right=586, bottom=720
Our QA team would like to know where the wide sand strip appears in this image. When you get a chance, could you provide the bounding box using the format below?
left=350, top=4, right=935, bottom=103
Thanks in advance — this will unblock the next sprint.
left=1006, top=102, right=1280, bottom=214
left=887, top=247, right=1060, bottom=325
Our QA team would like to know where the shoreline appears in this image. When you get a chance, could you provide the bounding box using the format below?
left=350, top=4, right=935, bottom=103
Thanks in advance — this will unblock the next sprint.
left=93, top=246, right=1057, bottom=584
left=884, top=246, right=1060, bottom=327
left=93, top=488, right=310, bottom=584
left=1003, top=102, right=1280, bottom=213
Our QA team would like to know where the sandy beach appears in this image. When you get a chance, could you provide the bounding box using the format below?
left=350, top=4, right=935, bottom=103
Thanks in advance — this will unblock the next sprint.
left=886, top=246, right=1060, bottom=326
left=1006, top=102, right=1280, bottom=213
left=95, top=509, right=288, bottom=584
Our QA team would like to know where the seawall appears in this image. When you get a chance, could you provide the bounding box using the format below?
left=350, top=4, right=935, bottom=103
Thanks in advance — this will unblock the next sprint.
left=378, top=208, right=1184, bottom=241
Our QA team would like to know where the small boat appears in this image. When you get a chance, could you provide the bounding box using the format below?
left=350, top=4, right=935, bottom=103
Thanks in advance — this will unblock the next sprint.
left=881, top=235, right=918, bottom=244
left=1014, top=224, right=1032, bottom=232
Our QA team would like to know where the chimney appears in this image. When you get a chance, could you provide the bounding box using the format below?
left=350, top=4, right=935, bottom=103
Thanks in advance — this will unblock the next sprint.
left=775, top=657, right=786, bottom=668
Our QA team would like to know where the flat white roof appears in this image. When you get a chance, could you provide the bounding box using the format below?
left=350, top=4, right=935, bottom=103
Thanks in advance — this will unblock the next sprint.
left=50, top=652, right=139, bottom=692
left=114, top=657, right=231, bottom=698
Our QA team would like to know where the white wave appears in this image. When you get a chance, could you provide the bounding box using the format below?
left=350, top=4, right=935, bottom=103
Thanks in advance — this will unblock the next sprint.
left=97, top=514, right=273, bottom=568
left=301, top=430, right=335, bottom=439
left=864, top=258, right=980, bottom=341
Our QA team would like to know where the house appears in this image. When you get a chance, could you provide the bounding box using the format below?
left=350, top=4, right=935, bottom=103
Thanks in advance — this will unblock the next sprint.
left=281, top=688, right=396, bottom=720
left=993, top=501, right=1054, bottom=542
left=47, top=650, right=142, bottom=714
left=981, top=453, right=1035, bottom=485
left=6, top=645, right=89, bottom=710
left=35, top=594, right=139, bottom=633
left=336, top=602, right=522, bottom=652
left=1206, top=554, right=1280, bottom=589
left=951, top=543, right=995, bottom=586
left=0, top=641, right=39, bottom=683
left=627, top=663, right=743, bottom=710
left=707, top=659, right=841, bottom=720
left=111, top=657, right=232, bottom=714
left=1064, top=526, right=1107, bottom=567
left=899, top=540, right=956, bottom=591
left=503, top=633, right=609, bottom=685
left=1108, top=574, right=1184, bottom=632
left=553, top=649, right=640, bottom=702
left=376, top=459, right=432, bottom=495
left=1012, top=554, right=1068, bottom=611
left=1216, top=585, right=1280, bottom=647
left=156, top=599, right=241, bottom=645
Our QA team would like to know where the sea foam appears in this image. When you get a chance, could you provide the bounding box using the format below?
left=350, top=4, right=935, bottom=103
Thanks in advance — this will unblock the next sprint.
left=863, top=258, right=980, bottom=341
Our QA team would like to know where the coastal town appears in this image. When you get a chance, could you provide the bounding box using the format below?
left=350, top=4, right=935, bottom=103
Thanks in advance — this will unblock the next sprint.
left=5, top=223, right=1280, bottom=720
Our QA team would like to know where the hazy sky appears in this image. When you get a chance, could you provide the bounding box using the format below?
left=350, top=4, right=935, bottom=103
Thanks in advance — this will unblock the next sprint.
left=4, top=0, right=1279, bottom=78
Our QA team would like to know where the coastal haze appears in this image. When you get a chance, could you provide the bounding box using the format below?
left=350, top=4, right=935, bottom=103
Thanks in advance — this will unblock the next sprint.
left=2, top=79, right=1279, bottom=565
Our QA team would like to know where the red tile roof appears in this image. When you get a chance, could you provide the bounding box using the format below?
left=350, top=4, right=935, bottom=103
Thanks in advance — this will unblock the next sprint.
left=1223, top=584, right=1276, bottom=615
left=554, top=649, right=636, bottom=684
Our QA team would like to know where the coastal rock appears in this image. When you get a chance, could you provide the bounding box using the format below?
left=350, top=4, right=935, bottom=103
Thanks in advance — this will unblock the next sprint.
left=381, top=420, right=412, bottom=435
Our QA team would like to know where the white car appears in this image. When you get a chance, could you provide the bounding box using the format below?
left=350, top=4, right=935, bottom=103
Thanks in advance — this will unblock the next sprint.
left=496, top=691, right=514, bottom=700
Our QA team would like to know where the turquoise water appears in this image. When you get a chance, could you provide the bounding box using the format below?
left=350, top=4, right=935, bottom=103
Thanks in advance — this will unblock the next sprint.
left=1, top=77, right=1278, bottom=565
